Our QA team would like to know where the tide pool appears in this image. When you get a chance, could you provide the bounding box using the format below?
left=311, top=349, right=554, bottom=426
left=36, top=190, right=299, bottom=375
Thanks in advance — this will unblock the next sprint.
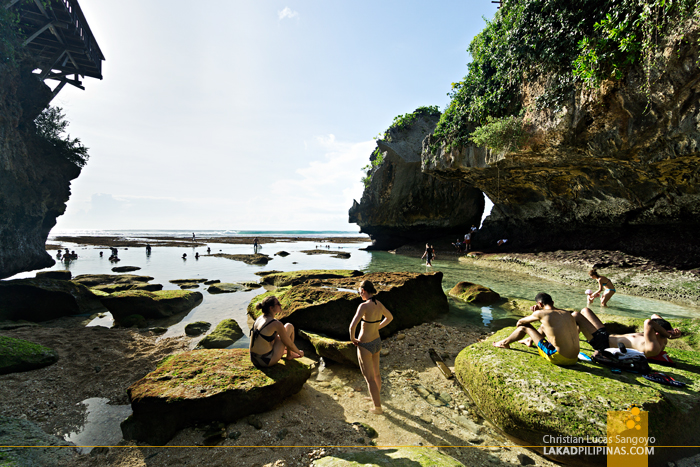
left=12, top=237, right=700, bottom=346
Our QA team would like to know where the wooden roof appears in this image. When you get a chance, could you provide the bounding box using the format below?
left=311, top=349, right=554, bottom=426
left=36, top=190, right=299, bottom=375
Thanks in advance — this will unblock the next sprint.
left=7, top=0, right=105, bottom=91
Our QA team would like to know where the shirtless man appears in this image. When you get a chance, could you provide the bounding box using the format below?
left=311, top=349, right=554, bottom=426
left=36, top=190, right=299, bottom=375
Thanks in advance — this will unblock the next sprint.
left=572, top=307, right=681, bottom=357
left=493, top=293, right=580, bottom=366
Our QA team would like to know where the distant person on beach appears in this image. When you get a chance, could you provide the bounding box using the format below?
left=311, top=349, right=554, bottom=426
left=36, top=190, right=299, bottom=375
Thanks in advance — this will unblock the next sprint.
left=253, top=237, right=259, bottom=252
left=192, top=233, right=195, bottom=241
left=421, top=244, right=435, bottom=267
left=471, top=225, right=477, bottom=233
left=195, top=252, right=199, bottom=259
left=588, top=269, right=615, bottom=306
left=99, top=251, right=103, bottom=257
left=146, top=244, right=152, bottom=254
left=349, top=280, right=394, bottom=414
left=182, top=253, right=187, bottom=259
left=207, top=247, right=211, bottom=254
left=464, top=232, right=472, bottom=252
left=56, top=249, right=62, bottom=259
left=249, top=296, right=303, bottom=368
left=493, top=292, right=579, bottom=366
left=572, top=307, right=681, bottom=357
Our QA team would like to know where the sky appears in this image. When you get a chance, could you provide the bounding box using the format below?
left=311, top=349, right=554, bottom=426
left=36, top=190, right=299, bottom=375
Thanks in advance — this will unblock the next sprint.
left=51, top=0, right=499, bottom=232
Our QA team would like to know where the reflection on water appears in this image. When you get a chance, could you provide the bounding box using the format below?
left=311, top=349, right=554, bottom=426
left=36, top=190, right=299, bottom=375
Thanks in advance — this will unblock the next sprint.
left=15, top=240, right=700, bottom=336
left=63, top=398, right=132, bottom=453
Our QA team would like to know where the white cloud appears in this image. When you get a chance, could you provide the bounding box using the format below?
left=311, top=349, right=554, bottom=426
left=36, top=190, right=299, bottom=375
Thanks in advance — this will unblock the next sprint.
left=278, top=7, right=299, bottom=20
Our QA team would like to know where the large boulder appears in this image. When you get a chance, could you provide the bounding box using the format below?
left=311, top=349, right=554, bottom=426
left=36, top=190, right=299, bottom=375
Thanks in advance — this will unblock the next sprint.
left=0, top=336, right=58, bottom=375
left=0, top=417, right=77, bottom=466
left=299, top=330, right=358, bottom=367
left=256, top=270, right=363, bottom=287
left=448, top=282, right=502, bottom=304
left=312, top=447, right=465, bottom=466
left=196, top=319, right=244, bottom=349
left=100, top=290, right=203, bottom=323
left=184, top=321, right=211, bottom=336
left=121, top=349, right=314, bottom=445
left=0, top=279, right=107, bottom=322
left=248, top=272, right=448, bottom=339
left=35, top=270, right=71, bottom=280
left=348, top=107, right=484, bottom=250
left=73, top=274, right=162, bottom=293
left=455, top=324, right=700, bottom=466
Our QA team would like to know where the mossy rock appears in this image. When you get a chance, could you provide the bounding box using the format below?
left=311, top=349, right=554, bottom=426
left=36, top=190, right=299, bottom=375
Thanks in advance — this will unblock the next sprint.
left=197, top=319, right=244, bottom=349
left=121, top=348, right=314, bottom=445
left=312, top=447, right=464, bottom=466
left=185, top=321, right=211, bottom=336
left=207, top=283, right=248, bottom=294
left=0, top=278, right=107, bottom=322
left=0, top=417, right=76, bottom=466
left=120, top=314, right=147, bottom=329
left=449, top=281, right=502, bottom=304
left=35, top=270, right=71, bottom=280
left=256, top=269, right=363, bottom=287
left=91, top=283, right=163, bottom=293
left=170, top=279, right=208, bottom=284
left=210, top=253, right=270, bottom=265
left=0, top=336, right=58, bottom=374
left=100, top=290, right=203, bottom=323
left=111, top=266, right=141, bottom=273
left=248, top=272, right=448, bottom=339
left=299, top=330, right=358, bottom=367
left=73, top=274, right=155, bottom=287
left=455, top=327, right=700, bottom=465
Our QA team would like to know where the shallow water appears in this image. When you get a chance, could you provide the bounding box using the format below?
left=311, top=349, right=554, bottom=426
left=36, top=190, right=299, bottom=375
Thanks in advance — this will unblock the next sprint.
left=12, top=238, right=700, bottom=343
left=62, top=398, right=132, bottom=453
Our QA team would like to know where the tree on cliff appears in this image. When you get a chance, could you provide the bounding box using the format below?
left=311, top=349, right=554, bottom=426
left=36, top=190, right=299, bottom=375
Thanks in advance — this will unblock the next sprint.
left=34, top=106, right=89, bottom=167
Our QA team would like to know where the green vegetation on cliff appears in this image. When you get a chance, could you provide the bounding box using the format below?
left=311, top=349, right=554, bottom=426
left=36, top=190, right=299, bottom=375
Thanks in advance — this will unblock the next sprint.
left=431, top=0, right=700, bottom=152
left=35, top=106, right=89, bottom=167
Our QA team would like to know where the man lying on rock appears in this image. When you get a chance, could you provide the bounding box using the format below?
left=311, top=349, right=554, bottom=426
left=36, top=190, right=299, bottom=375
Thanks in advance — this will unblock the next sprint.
left=493, top=292, right=580, bottom=366
left=572, top=307, right=681, bottom=358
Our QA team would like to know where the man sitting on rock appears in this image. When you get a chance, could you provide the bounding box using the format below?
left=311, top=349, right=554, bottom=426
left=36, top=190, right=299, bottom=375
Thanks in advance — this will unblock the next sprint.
left=493, top=293, right=580, bottom=366
left=572, top=307, right=681, bottom=357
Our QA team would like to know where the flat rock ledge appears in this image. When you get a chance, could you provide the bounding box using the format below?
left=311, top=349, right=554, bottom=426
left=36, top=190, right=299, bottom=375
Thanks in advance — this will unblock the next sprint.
left=73, top=274, right=162, bottom=293
left=312, top=447, right=464, bottom=466
left=209, top=253, right=270, bottom=265
left=449, top=281, right=501, bottom=304
left=100, top=290, right=203, bottom=324
left=0, top=279, right=107, bottom=322
left=0, top=336, right=58, bottom=375
left=248, top=271, right=448, bottom=339
left=121, top=349, right=314, bottom=445
left=0, top=416, right=77, bottom=466
left=455, top=326, right=700, bottom=466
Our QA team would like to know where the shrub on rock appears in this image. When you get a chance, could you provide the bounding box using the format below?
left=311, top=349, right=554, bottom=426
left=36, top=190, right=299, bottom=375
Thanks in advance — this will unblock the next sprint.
left=121, top=348, right=313, bottom=445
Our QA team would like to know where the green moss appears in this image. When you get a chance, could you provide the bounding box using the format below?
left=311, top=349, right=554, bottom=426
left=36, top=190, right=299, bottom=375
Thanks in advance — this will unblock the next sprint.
left=128, top=349, right=311, bottom=402
left=455, top=327, right=700, bottom=447
left=248, top=286, right=355, bottom=320
left=0, top=336, right=58, bottom=375
left=257, top=270, right=361, bottom=287
left=448, top=282, right=501, bottom=304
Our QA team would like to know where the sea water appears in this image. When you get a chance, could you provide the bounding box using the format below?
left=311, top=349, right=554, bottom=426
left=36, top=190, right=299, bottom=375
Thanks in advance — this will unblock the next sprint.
left=11, top=230, right=700, bottom=346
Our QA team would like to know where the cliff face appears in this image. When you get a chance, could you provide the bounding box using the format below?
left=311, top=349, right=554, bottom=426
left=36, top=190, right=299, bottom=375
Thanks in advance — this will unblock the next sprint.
left=0, top=67, right=81, bottom=278
left=422, top=27, right=700, bottom=267
left=349, top=113, right=484, bottom=249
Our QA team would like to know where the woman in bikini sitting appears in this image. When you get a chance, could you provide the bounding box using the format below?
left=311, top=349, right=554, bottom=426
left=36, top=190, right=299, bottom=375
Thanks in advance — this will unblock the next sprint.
left=349, top=280, right=394, bottom=414
left=249, top=296, right=303, bottom=368
left=588, top=269, right=616, bottom=307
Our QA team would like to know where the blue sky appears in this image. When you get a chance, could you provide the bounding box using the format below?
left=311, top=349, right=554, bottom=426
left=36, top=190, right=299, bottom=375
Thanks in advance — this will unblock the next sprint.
left=52, top=1, right=498, bottom=231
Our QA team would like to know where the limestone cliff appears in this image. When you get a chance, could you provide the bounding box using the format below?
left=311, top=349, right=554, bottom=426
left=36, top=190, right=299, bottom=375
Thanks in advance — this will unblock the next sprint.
left=422, top=26, right=700, bottom=267
left=349, top=110, right=484, bottom=249
left=0, top=66, right=81, bottom=278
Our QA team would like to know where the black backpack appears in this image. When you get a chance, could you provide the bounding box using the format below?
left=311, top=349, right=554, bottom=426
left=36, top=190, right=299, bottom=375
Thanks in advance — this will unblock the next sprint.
left=591, top=348, right=651, bottom=375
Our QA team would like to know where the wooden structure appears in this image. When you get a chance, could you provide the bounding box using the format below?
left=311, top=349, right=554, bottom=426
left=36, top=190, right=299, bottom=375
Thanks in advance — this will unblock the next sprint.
left=5, top=0, right=105, bottom=97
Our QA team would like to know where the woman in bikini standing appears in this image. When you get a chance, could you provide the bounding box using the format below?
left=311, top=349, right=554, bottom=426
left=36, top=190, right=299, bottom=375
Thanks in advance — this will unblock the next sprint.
left=588, top=269, right=616, bottom=307
left=249, top=296, right=303, bottom=368
left=349, top=280, right=394, bottom=414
